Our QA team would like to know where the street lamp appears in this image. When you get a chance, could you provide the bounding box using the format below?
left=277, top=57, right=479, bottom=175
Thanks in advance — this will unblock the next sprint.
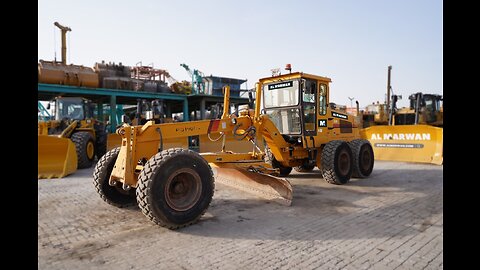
left=348, top=97, right=354, bottom=109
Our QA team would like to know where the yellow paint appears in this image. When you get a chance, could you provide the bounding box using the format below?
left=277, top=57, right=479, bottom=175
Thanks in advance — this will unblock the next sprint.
left=38, top=135, right=77, bottom=179
left=360, top=125, right=443, bottom=165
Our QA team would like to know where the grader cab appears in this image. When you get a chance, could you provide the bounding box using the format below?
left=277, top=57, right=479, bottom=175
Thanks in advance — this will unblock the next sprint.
left=94, top=71, right=374, bottom=229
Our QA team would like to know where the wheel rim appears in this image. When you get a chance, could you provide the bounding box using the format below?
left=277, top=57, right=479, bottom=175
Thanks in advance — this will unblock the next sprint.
left=165, top=168, right=202, bottom=211
left=360, top=146, right=372, bottom=172
left=338, top=149, right=351, bottom=176
left=87, top=141, right=95, bottom=159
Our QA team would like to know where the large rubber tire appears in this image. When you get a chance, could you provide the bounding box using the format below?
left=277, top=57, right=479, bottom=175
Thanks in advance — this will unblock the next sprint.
left=136, top=148, right=214, bottom=229
left=71, top=131, right=96, bottom=169
left=264, top=145, right=292, bottom=177
left=294, top=164, right=315, bottom=172
left=321, top=140, right=353, bottom=185
left=349, top=139, right=374, bottom=178
left=93, top=147, right=136, bottom=207
left=95, top=125, right=107, bottom=160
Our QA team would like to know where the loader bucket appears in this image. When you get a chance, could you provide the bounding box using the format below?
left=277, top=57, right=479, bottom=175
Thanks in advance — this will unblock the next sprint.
left=211, top=163, right=293, bottom=206
left=38, top=135, right=78, bottom=179
left=360, top=125, right=443, bottom=165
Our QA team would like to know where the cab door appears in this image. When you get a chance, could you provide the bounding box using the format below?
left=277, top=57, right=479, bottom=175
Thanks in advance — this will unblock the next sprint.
left=300, top=79, right=317, bottom=151
left=316, top=82, right=329, bottom=141
left=301, top=79, right=317, bottom=137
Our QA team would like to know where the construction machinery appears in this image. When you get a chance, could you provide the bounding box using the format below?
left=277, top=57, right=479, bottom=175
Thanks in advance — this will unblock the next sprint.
left=360, top=66, right=443, bottom=165
left=93, top=68, right=374, bottom=229
left=180, top=63, right=205, bottom=94
left=38, top=22, right=100, bottom=88
left=392, top=92, right=443, bottom=127
left=38, top=97, right=107, bottom=178
left=361, top=102, right=389, bottom=127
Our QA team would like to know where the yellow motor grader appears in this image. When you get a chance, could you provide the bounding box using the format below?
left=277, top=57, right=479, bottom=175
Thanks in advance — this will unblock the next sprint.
left=38, top=97, right=107, bottom=178
left=94, top=71, right=374, bottom=229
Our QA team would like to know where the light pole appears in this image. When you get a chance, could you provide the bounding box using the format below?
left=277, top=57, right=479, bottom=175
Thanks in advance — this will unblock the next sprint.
left=348, top=97, right=354, bottom=109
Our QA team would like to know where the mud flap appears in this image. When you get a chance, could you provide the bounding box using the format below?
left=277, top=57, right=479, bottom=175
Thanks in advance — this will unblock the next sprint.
left=211, top=163, right=293, bottom=206
left=360, top=125, right=443, bottom=165
left=38, top=135, right=78, bottom=179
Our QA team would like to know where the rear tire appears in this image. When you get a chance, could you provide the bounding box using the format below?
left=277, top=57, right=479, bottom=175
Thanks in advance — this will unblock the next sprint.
left=321, top=140, right=353, bottom=185
left=136, top=148, right=214, bottom=229
left=349, top=139, right=374, bottom=178
left=294, top=164, right=315, bottom=172
left=71, top=131, right=95, bottom=169
left=93, top=147, right=136, bottom=207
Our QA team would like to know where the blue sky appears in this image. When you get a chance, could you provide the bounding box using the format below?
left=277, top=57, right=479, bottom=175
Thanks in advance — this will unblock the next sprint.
left=38, top=0, right=442, bottom=108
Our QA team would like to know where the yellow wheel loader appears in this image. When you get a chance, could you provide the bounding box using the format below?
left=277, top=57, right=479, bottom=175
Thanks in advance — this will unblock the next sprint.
left=38, top=97, right=107, bottom=178
left=93, top=71, right=374, bottom=229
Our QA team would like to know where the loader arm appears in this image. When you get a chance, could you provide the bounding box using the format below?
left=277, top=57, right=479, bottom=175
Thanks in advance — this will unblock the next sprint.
left=59, top=120, right=79, bottom=138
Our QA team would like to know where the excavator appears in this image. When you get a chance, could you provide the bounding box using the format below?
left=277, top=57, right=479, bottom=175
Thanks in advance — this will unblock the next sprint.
left=93, top=68, right=375, bottom=229
left=360, top=66, right=443, bottom=165
left=38, top=96, right=107, bottom=178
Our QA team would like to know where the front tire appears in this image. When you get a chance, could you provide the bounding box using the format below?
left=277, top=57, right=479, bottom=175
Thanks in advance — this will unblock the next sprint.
left=95, top=123, right=107, bottom=160
left=136, top=148, right=214, bottom=229
left=93, top=147, right=137, bottom=207
left=71, top=131, right=95, bottom=169
left=321, top=140, right=353, bottom=185
left=349, top=139, right=374, bottom=178
left=264, top=145, right=292, bottom=177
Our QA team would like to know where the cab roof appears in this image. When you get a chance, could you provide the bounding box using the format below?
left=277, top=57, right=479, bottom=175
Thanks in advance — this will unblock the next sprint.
left=258, top=72, right=332, bottom=84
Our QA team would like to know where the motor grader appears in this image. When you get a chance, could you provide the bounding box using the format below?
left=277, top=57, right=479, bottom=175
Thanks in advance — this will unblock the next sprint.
left=38, top=96, right=107, bottom=178
left=93, top=71, right=374, bottom=229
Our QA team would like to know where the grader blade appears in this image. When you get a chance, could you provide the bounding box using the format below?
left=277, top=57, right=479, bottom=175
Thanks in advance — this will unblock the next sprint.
left=360, top=125, right=443, bottom=165
left=38, top=135, right=78, bottom=179
left=211, top=164, right=293, bottom=206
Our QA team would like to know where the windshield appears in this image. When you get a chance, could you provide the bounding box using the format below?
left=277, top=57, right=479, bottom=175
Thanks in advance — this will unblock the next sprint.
left=264, top=108, right=301, bottom=134
left=263, top=80, right=299, bottom=108
left=56, top=99, right=84, bottom=120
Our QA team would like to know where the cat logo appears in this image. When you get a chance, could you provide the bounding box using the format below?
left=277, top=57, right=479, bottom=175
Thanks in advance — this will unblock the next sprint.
left=318, top=119, right=327, bottom=127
